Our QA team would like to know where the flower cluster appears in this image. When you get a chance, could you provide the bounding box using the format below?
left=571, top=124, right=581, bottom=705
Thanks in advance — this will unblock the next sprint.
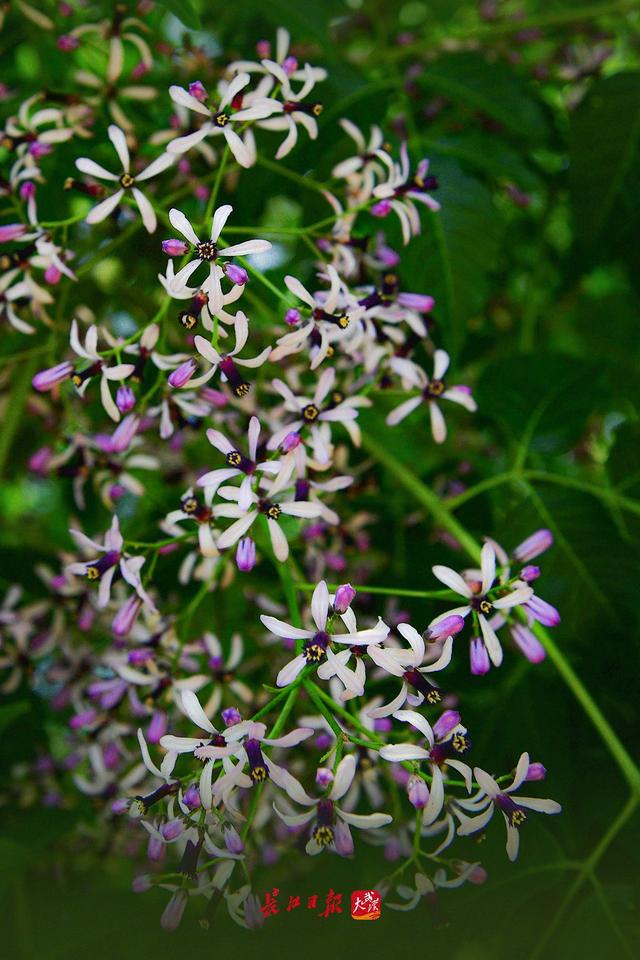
left=0, top=13, right=563, bottom=935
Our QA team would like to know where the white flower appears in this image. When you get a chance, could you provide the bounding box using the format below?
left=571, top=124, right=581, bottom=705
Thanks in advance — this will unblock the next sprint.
left=165, top=205, right=271, bottom=313
left=271, top=753, right=392, bottom=856
left=69, top=318, right=136, bottom=421
left=261, top=580, right=389, bottom=688
left=257, top=62, right=323, bottom=159
left=365, top=623, right=454, bottom=718
left=456, top=752, right=561, bottom=861
left=387, top=351, right=477, bottom=442
left=198, top=416, right=282, bottom=510
left=167, top=73, right=279, bottom=167
left=194, top=311, right=272, bottom=395
left=75, top=124, right=174, bottom=232
left=66, top=516, right=155, bottom=610
left=432, top=542, right=533, bottom=668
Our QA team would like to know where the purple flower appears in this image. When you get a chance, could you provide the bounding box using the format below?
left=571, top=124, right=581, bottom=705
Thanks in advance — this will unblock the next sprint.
left=525, top=595, right=561, bottom=627
left=188, top=80, right=208, bottom=102
left=116, top=385, right=136, bottom=413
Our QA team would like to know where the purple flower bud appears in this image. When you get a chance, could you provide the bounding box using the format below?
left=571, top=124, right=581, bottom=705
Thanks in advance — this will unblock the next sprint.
left=397, top=292, right=435, bottom=313
left=224, top=825, right=244, bottom=854
left=316, top=767, right=334, bottom=787
left=29, top=446, right=52, bottom=474
left=285, top=308, right=301, bottom=326
left=57, top=34, right=79, bottom=51
left=521, top=565, right=540, bottom=582
left=334, top=583, right=356, bottom=614
left=69, top=709, right=97, bottom=730
left=432, top=709, right=461, bottom=741
left=32, top=361, right=74, bottom=392
left=109, top=413, right=139, bottom=453
left=470, top=637, right=490, bottom=676
left=281, top=431, right=302, bottom=452
left=160, top=891, right=187, bottom=932
left=115, top=385, right=136, bottom=413
left=128, top=647, right=154, bottom=666
left=183, top=783, right=201, bottom=809
left=162, top=238, right=190, bottom=257
left=28, top=142, right=52, bottom=159
left=334, top=818, right=354, bottom=857
left=426, top=614, right=465, bottom=642
left=236, top=537, right=256, bottom=572
left=147, top=835, right=165, bottom=862
left=111, top=797, right=129, bottom=815
left=19, top=181, right=36, bottom=200
left=222, top=706, right=242, bottom=726
left=467, top=864, right=488, bottom=884
left=148, top=710, right=168, bottom=744
left=373, top=717, right=392, bottom=733
left=168, top=358, right=197, bottom=388
left=513, top=529, right=553, bottom=563
left=371, top=199, right=392, bottom=217
left=282, top=55, right=298, bottom=75
left=407, top=774, right=429, bottom=809
left=188, top=81, right=208, bottom=102
left=132, top=874, right=152, bottom=893
left=510, top=623, right=546, bottom=663
left=162, top=819, right=183, bottom=842
left=525, top=762, right=547, bottom=782
left=256, top=39, right=271, bottom=58
left=112, top=596, right=142, bottom=637
left=224, top=262, right=249, bottom=285
left=0, top=223, right=27, bottom=242
left=525, top=595, right=561, bottom=627
left=375, top=237, right=400, bottom=266
left=201, top=387, right=228, bottom=408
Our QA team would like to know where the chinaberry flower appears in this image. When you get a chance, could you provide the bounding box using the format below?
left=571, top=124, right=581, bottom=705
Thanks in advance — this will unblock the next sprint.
left=373, top=145, right=440, bottom=244
left=271, top=754, right=392, bottom=856
left=197, top=416, right=282, bottom=509
left=67, top=516, right=155, bottom=610
left=261, top=580, right=389, bottom=688
left=194, top=311, right=271, bottom=398
left=387, top=352, right=477, bottom=442
left=69, top=318, right=135, bottom=421
left=365, top=619, right=462, bottom=718
left=257, top=62, right=324, bottom=159
left=432, top=542, right=534, bottom=669
left=163, top=205, right=271, bottom=314
left=75, top=124, right=174, bottom=232
left=456, top=752, right=561, bottom=861
left=380, top=709, right=473, bottom=825
left=168, top=73, right=279, bottom=167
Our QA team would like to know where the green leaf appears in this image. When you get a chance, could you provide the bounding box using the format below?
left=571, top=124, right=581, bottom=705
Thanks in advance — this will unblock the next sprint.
left=570, top=73, right=640, bottom=268
left=156, top=0, right=201, bottom=30
left=401, top=159, right=505, bottom=358
left=417, top=52, right=550, bottom=141
left=0, top=701, right=29, bottom=733
left=475, top=352, right=604, bottom=455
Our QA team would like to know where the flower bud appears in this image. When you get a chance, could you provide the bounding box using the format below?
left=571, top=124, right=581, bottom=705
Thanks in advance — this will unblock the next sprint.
left=315, top=767, right=333, bottom=788
left=132, top=875, right=152, bottom=893
left=224, top=825, right=244, bottom=854
left=57, top=34, right=79, bottom=51
left=147, top=710, right=168, bottom=744
left=397, top=292, right=435, bottom=313
left=183, top=783, right=201, bottom=809
left=334, top=583, right=356, bottom=614
left=521, top=565, right=540, bottom=582
left=160, top=891, right=188, bottom=932
left=407, top=775, right=429, bottom=808
left=162, top=819, right=183, bottom=842
left=470, top=637, right=490, bottom=675
left=32, top=361, right=73, bottom=392
left=285, top=308, right=301, bottom=325
left=513, top=529, right=553, bottom=563
left=168, top=358, right=197, bottom=388
left=281, top=431, right=302, bottom=452
left=224, top=262, right=249, bottom=285
left=524, top=595, right=560, bottom=627
left=236, top=537, right=256, bottom=572
left=188, top=81, right=208, bottom=102
left=116, top=385, right=136, bottom=413
left=162, top=238, right=190, bottom=257
left=112, top=596, right=142, bottom=637
left=334, top=818, right=354, bottom=857
left=0, top=223, right=27, bottom=242
left=426, top=614, right=465, bottom=642
left=525, top=762, right=547, bottom=781
left=222, top=706, right=243, bottom=726
left=371, top=199, right=392, bottom=217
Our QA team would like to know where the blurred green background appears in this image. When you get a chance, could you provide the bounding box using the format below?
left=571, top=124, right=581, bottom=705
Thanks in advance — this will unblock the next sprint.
left=2, top=0, right=640, bottom=957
